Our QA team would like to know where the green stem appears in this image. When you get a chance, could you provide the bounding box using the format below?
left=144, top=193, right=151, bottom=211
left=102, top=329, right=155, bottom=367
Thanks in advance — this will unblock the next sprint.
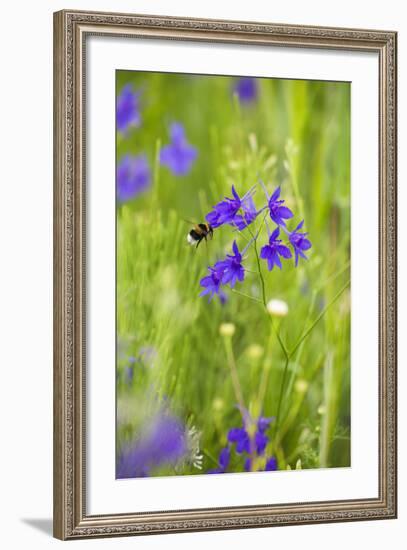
left=231, top=288, right=262, bottom=304
left=274, top=355, right=290, bottom=438
left=223, top=336, right=245, bottom=413
left=289, top=280, right=350, bottom=358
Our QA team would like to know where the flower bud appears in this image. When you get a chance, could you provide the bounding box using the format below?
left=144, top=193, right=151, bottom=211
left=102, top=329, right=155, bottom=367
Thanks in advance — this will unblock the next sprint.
left=219, top=322, right=236, bottom=337
left=246, top=343, right=264, bottom=360
left=267, top=299, right=289, bottom=317
left=295, top=379, right=308, bottom=394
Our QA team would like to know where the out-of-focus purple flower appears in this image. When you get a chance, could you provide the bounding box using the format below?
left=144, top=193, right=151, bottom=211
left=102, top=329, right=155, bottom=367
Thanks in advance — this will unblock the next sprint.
left=255, top=431, right=268, bottom=455
left=160, top=123, right=197, bottom=176
left=257, top=416, right=274, bottom=433
left=208, top=410, right=277, bottom=475
left=117, top=154, right=151, bottom=202
left=268, top=187, right=294, bottom=226
left=228, top=427, right=250, bottom=454
left=260, top=227, right=292, bottom=271
left=116, top=413, right=187, bottom=479
left=206, top=185, right=257, bottom=229
left=289, top=220, right=312, bottom=266
left=208, top=447, right=231, bottom=474
left=116, top=84, right=141, bottom=133
left=199, top=267, right=227, bottom=302
left=124, top=357, right=136, bottom=385
left=214, top=241, right=245, bottom=288
left=265, top=456, right=278, bottom=471
left=234, top=77, right=258, bottom=103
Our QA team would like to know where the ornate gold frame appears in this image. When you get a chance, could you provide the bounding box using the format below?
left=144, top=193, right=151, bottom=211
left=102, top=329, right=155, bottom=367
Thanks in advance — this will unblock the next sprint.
left=53, top=9, right=397, bottom=540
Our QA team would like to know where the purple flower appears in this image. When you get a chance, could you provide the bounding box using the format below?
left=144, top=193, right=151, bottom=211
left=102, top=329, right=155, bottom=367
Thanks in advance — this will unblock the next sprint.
left=116, top=413, right=187, bottom=479
left=214, top=241, right=245, bottom=288
left=208, top=447, right=231, bottom=474
left=228, top=427, right=250, bottom=454
left=160, top=123, right=197, bottom=176
left=232, top=194, right=259, bottom=230
left=206, top=185, right=258, bottom=229
left=199, top=267, right=226, bottom=302
left=257, top=416, right=274, bottom=433
left=255, top=431, right=268, bottom=455
left=208, top=411, right=277, bottom=475
left=260, top=227, right=292, bottom=271
left=289, top=220, right=312, bottom=266
left=234, top=77, right=258, bottom=103
left=117, top=154, right=151, bottom=202
left=124, top=357, right=136, bottom=385
left=116, top=84, right=141, bottom=133
left=268, top=187, right=294, bottom=226
left=265, top=457, right=278, bottom=471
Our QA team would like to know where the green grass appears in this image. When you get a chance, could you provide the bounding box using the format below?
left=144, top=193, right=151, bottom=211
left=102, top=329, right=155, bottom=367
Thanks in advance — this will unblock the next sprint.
left=116, top=71, right=351, bottom=475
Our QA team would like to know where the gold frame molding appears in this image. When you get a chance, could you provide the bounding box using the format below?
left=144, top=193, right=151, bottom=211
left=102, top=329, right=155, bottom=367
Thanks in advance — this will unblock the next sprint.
left=53, top=9, right=397, bottom=540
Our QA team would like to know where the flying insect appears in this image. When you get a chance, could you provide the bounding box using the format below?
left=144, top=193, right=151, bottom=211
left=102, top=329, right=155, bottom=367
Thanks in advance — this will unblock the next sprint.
left=186, top=222, right=214, bottom=248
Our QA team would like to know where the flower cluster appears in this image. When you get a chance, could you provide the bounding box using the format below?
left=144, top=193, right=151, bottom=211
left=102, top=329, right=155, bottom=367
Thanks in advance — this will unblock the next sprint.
left=208, top=412, right=277, bottom=474
left=116, top=82, right=198, bottom=203
left=200, top=182, right=312, bottom=301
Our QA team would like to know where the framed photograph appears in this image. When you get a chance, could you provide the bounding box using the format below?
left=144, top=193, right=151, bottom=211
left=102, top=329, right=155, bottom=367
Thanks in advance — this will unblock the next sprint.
left=53, top=9, right=397, bottom=540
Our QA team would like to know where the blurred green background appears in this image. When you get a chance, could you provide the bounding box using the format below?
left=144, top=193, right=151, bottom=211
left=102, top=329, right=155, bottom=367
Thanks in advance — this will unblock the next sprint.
left=116, top=71, right=351, bottom=475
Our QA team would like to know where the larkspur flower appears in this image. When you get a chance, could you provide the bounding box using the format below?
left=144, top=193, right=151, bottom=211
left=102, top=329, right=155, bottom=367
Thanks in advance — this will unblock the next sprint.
left=228, top=427, right=250, bottom=454
left=116, top=84, right=141, bottom=133
left=234, top=77, right=258, bottom=103
left=210, top=411, right=277, bottom=474
left=260, top=227, right=292, bottom=271
left=206, top=185, right=258, bottom=229
left=199, top=267, right=227, bottom=302
left=117, top=154, right=151, bottom=202
left=116, top=412, right=187, bottom=479
left=208, top=447, right=231, bottom=474
left=289, top=220, right=312, bottom=266
left=268, top=186, right=294, bottom=226
left=214, top=241, right=245, bottom=288
left=265, top=457, right=278, bottom=471
left=160, top=122, right=197, bottom=176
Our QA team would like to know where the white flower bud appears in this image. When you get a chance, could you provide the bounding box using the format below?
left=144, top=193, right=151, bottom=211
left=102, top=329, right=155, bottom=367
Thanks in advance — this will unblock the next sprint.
left=267, top=299, right=289, bottom=317
left=219, top=322, right=236, bottom=337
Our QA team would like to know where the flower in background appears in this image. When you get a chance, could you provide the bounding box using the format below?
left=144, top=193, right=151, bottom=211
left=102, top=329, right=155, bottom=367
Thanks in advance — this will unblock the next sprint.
left=199, top=267, right=227, bottom=302
left=117, top=154, right=151, bottom=203
left=289, top=220, right=312, bottom=266
left=208, top=447, right=230, bottom=474
left=124, top=356, right=136, bottom=385
left=208, top=412, right=277, bottom=475
left=215, top=241, right=245, bottom=288
left=260, top=227, right=292, bottom=271
left=116, top=84, right=141, bottom=134
left=233, top=77, right=258, bottom=103
left=206, top=185, right=258, bottom=229
left=116, top=412, right=187, bottom=479
left=268, top=186, right=294, bottom=226
left=160, top=122, right=197, bottom=176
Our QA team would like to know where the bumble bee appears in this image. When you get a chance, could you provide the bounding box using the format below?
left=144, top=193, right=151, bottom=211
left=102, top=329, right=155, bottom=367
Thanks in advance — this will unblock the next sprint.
left=187, top=222, right=214, bottom=248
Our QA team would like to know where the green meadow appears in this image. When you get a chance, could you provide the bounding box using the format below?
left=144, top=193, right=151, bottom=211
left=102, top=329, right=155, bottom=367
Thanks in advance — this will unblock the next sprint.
left=116, top=71, right=351, bottom=476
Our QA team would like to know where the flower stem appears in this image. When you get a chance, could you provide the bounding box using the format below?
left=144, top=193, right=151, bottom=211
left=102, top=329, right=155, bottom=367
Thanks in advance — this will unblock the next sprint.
left=289, top=280, right=350, bottom=358
left=231, top=288, right=262, bottom=304
left=222, top=335, right=245, bottom=414
left=274, top=355, right=290, bottom=439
